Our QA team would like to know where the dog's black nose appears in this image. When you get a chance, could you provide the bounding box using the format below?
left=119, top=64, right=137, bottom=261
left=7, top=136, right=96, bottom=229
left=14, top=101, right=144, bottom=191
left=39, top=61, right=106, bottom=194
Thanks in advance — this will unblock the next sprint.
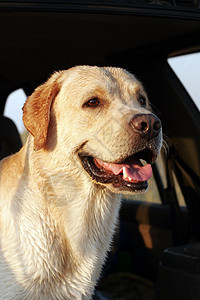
left=131, top=113, right=162, bottom=140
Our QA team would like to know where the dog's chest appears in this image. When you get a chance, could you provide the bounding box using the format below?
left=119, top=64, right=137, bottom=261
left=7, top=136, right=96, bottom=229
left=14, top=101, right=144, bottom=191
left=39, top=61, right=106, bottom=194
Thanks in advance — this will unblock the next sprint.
left=0, top=185, right=121, bottom=299
left=0, top=212, right=94, bottom=299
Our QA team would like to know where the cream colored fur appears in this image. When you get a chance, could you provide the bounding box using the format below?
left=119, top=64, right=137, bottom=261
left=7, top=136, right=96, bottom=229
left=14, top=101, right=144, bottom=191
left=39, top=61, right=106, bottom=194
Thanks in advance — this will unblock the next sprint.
left=0, top=66, right=162, bottom=299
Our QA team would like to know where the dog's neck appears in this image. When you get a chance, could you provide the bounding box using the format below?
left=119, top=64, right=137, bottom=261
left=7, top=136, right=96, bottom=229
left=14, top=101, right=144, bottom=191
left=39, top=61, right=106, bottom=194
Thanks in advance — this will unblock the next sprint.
left=21, top=141, right=122, bottom=297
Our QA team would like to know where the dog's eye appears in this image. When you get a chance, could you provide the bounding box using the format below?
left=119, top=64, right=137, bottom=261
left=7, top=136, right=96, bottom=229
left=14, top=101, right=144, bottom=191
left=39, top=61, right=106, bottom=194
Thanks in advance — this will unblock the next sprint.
left=85, top=98, right=100, bottom=107
left=138, top=96, right=146, bottom=107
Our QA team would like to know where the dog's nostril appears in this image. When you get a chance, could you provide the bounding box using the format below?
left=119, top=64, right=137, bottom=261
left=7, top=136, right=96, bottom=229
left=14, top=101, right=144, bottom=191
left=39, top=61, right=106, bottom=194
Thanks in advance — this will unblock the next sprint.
left=139, top=121, right=149, bottom=132
left=154, top=120, right=161, bottom=132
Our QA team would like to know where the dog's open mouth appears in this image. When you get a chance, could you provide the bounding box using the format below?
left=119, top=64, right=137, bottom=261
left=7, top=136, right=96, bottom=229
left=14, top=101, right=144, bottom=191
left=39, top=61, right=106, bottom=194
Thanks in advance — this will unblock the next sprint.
left=80, top=148, right=156, bottom=192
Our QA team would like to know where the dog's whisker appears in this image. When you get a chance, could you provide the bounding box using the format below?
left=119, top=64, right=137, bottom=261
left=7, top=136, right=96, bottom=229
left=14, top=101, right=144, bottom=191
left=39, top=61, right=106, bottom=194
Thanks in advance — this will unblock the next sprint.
left=161, top=140, right=169, bottom=159
left=163, top=139, right=169, bottom=153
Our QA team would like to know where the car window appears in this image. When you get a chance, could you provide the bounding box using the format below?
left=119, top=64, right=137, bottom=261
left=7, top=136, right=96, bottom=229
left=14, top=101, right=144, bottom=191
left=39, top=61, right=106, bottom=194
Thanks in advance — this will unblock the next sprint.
left=4, top=88, right=28, bottom=144
left=168, top=52, right=200, bottom=111
left=167, top=52, right=200, bottom=206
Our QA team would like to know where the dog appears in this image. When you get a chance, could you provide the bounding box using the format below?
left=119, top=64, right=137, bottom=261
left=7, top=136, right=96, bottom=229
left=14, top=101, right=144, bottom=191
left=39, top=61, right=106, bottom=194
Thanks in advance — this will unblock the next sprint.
left=0, top=66, right=162, bottom=299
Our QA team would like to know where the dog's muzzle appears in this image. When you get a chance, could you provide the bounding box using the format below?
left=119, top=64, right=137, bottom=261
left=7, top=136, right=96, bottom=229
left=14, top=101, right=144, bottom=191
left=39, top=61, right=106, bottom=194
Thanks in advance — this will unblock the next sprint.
left=79, top=113, right=162, bottom=193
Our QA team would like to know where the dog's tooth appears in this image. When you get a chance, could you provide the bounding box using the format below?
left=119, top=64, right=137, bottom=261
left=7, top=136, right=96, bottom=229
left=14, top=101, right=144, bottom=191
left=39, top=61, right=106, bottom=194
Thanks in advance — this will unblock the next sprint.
left=124, top=176, right=133, bottom=182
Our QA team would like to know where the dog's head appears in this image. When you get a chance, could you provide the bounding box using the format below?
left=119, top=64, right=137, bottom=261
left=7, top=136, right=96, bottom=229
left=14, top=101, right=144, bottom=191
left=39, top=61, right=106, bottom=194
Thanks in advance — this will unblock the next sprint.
left=23, top=66, right=162, bottom=194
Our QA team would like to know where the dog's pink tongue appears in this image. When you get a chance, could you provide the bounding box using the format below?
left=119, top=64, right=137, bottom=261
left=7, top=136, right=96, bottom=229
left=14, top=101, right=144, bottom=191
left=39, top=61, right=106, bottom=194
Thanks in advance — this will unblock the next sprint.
left=95, top=158, right=152, bottom=182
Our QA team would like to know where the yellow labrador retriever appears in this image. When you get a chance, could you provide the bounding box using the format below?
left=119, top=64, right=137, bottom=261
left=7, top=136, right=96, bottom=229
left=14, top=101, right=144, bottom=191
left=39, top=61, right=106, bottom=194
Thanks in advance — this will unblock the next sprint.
left=0, top=66, right=162, bottom=299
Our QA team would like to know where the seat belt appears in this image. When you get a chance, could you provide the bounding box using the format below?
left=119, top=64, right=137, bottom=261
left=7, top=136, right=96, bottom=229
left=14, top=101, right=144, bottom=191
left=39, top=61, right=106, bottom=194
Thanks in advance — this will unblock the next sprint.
left=152, top=146, right=189, bottom=245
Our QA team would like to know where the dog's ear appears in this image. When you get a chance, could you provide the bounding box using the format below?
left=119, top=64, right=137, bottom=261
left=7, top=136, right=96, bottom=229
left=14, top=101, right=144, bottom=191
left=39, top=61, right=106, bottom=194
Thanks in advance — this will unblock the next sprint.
left=23, top=72, right=61, bottom=151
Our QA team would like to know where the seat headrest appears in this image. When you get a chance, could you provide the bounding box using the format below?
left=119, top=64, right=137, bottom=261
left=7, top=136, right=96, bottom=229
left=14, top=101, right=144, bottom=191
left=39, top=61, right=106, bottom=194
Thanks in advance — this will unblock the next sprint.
left=0, top=115, right=22, bottom=160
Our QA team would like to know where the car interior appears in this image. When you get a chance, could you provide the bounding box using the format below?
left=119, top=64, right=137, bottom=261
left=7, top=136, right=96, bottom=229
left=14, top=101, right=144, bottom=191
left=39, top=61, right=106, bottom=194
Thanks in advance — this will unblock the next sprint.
left=0, top=1, right=200, bottom=299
